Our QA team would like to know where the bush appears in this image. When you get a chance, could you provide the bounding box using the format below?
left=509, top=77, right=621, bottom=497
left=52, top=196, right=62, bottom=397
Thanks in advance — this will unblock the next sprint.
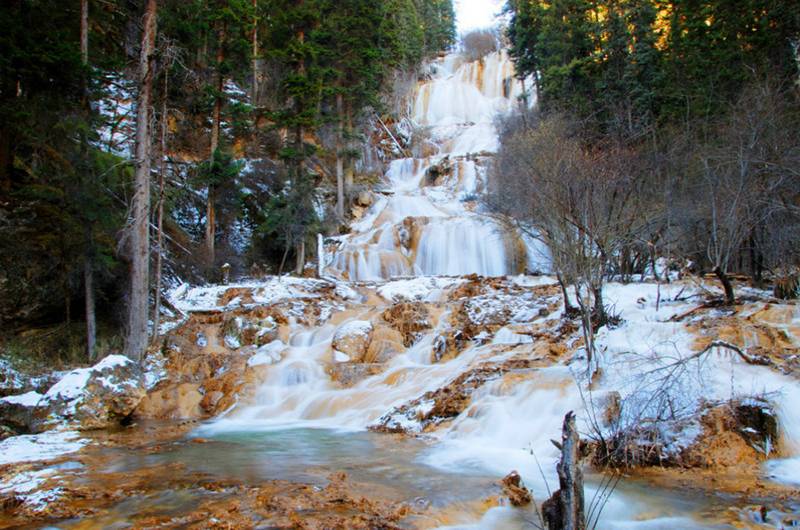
left=460, top=28, right=500, bottom=62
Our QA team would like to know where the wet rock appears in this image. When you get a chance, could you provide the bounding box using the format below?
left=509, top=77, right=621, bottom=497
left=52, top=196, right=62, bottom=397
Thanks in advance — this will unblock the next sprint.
left=734, top=398, right=779, bottom=450
left=200, top=390, right=225, bottom=412
left=332, top=320, right=374, bottom=362
left=501, top=471, right=532, bottom=507
left=33, top=355, right=145, bottom=432
left=330, top=363, right=386, bottom=387
left=136, top=382, right=204, bottom=420
left=381, top=302, right=432, bottom=346
left=373, top=357, right=544, bottom=433
left=356, top=190, right=374, bottom=207
left=432, top=330, right=468, bottom=362
left=424, top=156, right=453, bottom=186
left=247, top=340, right=285, bottom=367
left=364, top=326, right=405, bottom=363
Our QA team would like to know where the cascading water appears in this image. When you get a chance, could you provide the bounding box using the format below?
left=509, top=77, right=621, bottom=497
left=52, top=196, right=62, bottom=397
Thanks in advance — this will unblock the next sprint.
left=328, top=50, right=546, bottom=281
left=194, top=49, right=800, bottom=530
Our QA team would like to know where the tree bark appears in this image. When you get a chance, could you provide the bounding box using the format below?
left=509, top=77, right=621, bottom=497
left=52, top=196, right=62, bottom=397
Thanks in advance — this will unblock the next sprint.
left=80, top=0, right=96, bottom=360
left=206, top=21, right=225, bottom=268
left=80, top=0, right=89, bottom=65
left=84, top=244, right=96, bottom=360
left=152, top=71, right=168, bottom=342
left=713, top=266, right=735, bottom=304
left=251, top=0, right=258, bottom=104
left=124, top=0, right=157, bottom=363
left=543, top=412, right=586, bottom=530
left=592, top=285, right=607, bottom=328
left=557, top=273, right=578, bottom=317
left=295, top=239, right=305, bottom=276
left=344, top=105, right=354, bottom=192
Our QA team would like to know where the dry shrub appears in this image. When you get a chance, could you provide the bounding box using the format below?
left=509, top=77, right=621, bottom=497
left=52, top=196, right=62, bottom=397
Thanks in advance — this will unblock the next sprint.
left=460, top=28, right=500, bottom=62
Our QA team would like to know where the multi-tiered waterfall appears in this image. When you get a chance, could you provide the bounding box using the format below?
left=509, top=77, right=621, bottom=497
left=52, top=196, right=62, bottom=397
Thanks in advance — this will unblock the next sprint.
left=192, top=49, right=800, bottom=530
left=328, top=50, right=544, bottom=281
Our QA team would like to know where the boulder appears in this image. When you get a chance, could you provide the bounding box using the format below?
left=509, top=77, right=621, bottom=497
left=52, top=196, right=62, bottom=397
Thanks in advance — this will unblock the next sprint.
left=247, top=340, right=286, bottom=367
left=331, top=321, right=373, bottom=362
left=135, top=382, right=204, bottom=420
left=329, top=363, right=386, bottom=387
left=33, top=355, right=145, bottom=431
left=364, top=326, right=405, bottom=363
left=0, top=360, right=30, bottom=397
left=356, top=191, right=374, bottom=207
left=0, top=360, right=54, bottom=397
left=381, top=302, right=431, bottom=346
left=0, top=391, right=42, bottom=434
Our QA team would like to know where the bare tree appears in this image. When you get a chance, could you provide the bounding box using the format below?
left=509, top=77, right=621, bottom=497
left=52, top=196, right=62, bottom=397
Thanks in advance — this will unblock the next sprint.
left=124, top=0, right=158, bottom=362
left=686, top=79, right=800, bottom=303
left=488, top=111, right=648, bottom=371
left=460, top=28, right=501, bottom=62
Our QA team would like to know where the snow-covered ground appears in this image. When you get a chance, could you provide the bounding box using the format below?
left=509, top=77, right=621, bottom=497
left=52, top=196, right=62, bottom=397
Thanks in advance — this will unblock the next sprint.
left=0, top=430, right=86, bottom=466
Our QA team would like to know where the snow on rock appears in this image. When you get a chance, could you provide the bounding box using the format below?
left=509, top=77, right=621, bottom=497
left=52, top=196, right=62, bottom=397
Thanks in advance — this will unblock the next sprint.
left=331, top=321, right=374, bottom=362
left=0, top=359, right=30, bottom=397
left=376, top=277, right=464, bottom=302
left=143, top=351, right=168, bottom=391
left=169, top=277, right=330, bottom=313
left=35, top=355, right=145, bottom=431
left=333, top=351, right=351, bottom=363
left=0, top=431, right=86, bottom=466
left=247, top=340, right=286, bottom=367
left=0, top=391, right=44, bottom=434
left=0, top=360, right=54, bottom=398
left=1, top=391, right=43, bottom=407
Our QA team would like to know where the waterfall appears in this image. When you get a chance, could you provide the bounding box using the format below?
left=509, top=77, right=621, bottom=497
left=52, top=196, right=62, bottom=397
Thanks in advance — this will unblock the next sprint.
left=329, top=50, right=540, bottom=281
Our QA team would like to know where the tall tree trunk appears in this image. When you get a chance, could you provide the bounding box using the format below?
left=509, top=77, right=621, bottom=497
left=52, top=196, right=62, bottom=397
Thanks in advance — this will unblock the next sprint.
left=344, top=105, right=354, bottom=192
left=80, top=0, right=96, bottom=360
left=0, top=126, right=12, bottom=196
left=335, top=92, right=345, bottom=220
left=206, top=21, right=225, bottom=268
left=152, top=72, right=168, bottom=342
left=295, top=239, right=305, bottom=276
left=80, top=0, right=89, bottom=65
left=251, top=0, right=258, bottom=104
left=713, top=266, right=735, bottom=304
left=0, top=1, right=21, bottom=196
left=84, top=240, right=96, bottom=360
left=592, top=285, right=607, bottom=327
left=124, top=0, right=157, bottom=363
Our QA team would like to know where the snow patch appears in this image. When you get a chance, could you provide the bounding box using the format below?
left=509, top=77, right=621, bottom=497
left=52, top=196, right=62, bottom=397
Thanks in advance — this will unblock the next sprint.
left=248, top=340, right=286, bottom=367
left=1, top=391, right=43, bottom=407
left=377, top=277, right=464, bottom=302
left=0, top=431, right=87, bottom=465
